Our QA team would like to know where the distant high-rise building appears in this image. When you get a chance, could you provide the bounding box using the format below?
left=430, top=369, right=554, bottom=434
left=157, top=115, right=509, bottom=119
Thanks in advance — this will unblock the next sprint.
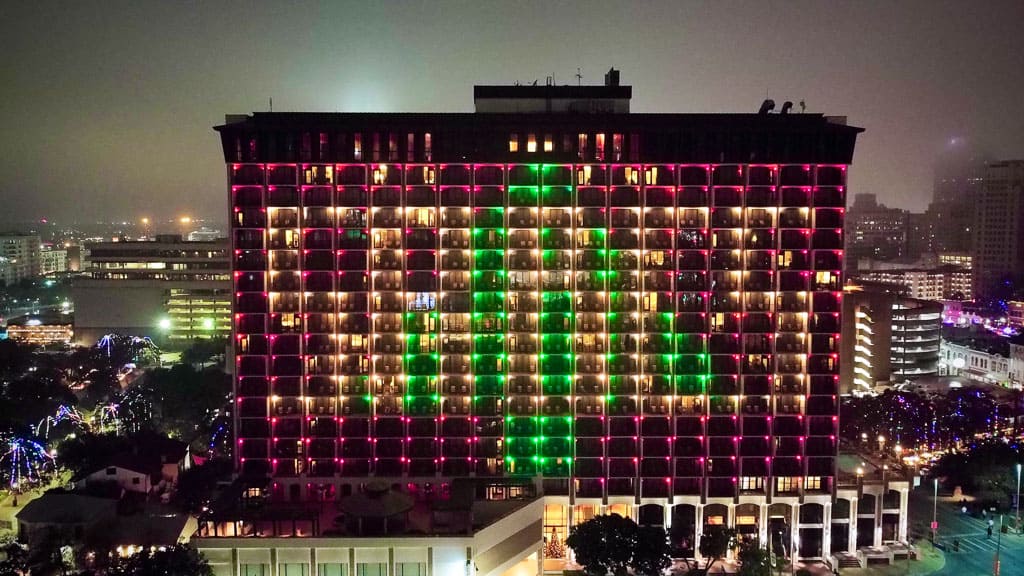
left=928, top=140, right=987, bottom=257
left=0, top=234, right=42, bottom=285
left=973, top=160, right=1024, bottom=298
left=844, top=193, right=907, bottom=272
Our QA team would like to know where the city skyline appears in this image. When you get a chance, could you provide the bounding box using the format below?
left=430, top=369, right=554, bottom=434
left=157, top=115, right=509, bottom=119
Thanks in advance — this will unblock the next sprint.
left=3, top=1, right=1024, bottom=224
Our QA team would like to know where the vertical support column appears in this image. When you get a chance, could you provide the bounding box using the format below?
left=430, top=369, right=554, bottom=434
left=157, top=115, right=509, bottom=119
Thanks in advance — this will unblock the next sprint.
left=848, top=498, right=858, bottom=553
left=694, top=503, right=704, bottom=562
left=874, top=492, right=883, bottom=547
left=898, top=489, right=909, bottom=542
left=759, top=504, right=769, bottom=547
left=790, top=505, right=800, bottom=561
left=823, top=502, right=832, bottom=559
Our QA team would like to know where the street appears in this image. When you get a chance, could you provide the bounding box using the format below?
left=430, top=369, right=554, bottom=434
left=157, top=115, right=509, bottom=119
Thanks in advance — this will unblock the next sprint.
left=912, top=486, right=1024, bottom=576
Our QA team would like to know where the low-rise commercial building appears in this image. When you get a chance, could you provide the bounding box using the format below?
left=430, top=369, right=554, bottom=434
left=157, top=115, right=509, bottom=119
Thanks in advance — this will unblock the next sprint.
left=940, top=328, right=1023, bottom=388
left=5, top=312, right=74, bottom=345
left=72, top=235, right=230, bottom=347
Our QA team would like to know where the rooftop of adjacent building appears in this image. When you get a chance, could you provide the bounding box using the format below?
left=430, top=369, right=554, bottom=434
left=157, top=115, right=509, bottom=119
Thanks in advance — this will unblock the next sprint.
left=942, top=325, right=1011, bottom=356
left=6, top=311, right=73, bottom=327
left=195, top=477, right=539, bottom=539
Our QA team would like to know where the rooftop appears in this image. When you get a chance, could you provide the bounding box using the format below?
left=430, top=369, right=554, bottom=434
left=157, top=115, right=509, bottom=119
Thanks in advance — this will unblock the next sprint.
left=16, top=492, right=116, bottom=524
left=195, top=478, right=537, bottom=539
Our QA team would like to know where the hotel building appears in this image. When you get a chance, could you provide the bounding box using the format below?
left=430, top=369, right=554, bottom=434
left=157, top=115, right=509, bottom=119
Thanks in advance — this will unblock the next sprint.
left=200, top=80, right=906, bottom=573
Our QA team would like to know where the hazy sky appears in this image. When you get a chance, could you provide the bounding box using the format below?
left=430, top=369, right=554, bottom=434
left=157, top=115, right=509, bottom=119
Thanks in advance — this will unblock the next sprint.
left=2, top=0, right=1023, bottom=226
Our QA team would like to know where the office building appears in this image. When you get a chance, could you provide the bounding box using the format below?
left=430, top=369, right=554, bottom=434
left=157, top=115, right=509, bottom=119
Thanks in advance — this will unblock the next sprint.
left=973, top=160, right=1024, bottom=298
left=844, top=194, right=906, bottom=272
left=199, top=79, right=899, bottom=569
left=840, top=285, right=942, bottom=394
left=40, top=243, right=68, bottom=276
left=937, top=252, right=971, bottom=270
left=72, top=235, right=231, bottom=346
left=0, top=234, right=42, bottom=285
left=854, top=265, right=971, bottom=301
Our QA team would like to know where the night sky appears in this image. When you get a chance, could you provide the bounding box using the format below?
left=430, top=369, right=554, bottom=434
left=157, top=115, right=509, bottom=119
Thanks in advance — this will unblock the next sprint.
left=2, top=0, right=1023, bottom=226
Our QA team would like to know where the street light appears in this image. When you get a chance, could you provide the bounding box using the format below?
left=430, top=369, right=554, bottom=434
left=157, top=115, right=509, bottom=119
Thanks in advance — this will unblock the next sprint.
left=1016, top=463, right=1021, bottom=534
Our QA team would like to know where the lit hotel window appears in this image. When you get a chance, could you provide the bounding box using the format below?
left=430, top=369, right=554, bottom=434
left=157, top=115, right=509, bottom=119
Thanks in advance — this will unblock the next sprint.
left=595, top=133, right=605, bottom=161
left=527, top=134, right=537, bottom=153
left=509, top=133, right=519, bottom=152
left=543, top=134, right=553, bottom=152
left=353, top=133, right=362, bottom=160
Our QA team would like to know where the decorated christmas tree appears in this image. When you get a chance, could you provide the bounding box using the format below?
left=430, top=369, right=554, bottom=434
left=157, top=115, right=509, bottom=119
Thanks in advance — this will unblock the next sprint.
left=544, top=527, right=566, bottom=558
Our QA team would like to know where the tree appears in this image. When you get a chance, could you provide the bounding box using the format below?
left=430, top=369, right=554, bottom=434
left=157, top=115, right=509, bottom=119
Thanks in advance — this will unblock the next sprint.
left=0, top=539, right=28, bottom=576
left=566, top=514, right=637, bottom=576
left=698, top=525, right=736, bottom=574
left=137, top=365, right=231, bottom=439
left=107, top=545, right=213, bottom=576
left=737, top=541, right=772, bottom=576
left=175, top=458, right=232, bottom=513
left=634, top=525, right=672, bottom=576
left=181, top=338, right=227, bottom=369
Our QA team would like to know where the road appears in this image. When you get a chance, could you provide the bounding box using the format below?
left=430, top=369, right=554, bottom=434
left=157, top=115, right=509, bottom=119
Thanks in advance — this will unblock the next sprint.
left=912, top=487, right=1024, bottom=576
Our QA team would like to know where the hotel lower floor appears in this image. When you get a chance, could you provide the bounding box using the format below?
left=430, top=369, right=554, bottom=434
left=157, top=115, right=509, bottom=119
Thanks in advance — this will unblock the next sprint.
left=193, top=480, right=908, bottom=576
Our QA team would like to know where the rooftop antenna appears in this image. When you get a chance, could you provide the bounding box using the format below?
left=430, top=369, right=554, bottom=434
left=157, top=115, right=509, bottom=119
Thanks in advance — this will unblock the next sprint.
left=269, top=97, right=273, bottom=112
left=799, top=100, right=806, bottom=113
left=575, top=67, right=582, bottom=86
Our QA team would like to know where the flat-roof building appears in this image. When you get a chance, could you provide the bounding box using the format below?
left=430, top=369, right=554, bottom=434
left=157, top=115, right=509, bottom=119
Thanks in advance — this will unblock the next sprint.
left=72, top=234, right=231, bottom=347
left=202, top=78, right=893, bottom=568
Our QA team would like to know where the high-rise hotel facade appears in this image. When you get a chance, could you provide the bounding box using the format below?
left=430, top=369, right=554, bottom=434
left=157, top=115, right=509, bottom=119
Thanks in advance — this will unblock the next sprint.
left=211, top=82, right=871, bottom=566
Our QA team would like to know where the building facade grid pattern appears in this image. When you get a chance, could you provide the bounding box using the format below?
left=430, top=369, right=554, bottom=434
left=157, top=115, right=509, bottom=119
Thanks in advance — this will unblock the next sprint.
left=230, top=161, right=844, bottom=503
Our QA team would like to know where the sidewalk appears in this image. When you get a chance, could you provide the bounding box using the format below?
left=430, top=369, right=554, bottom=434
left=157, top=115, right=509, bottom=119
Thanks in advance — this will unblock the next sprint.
left=837, top=540, right=944, bottom=576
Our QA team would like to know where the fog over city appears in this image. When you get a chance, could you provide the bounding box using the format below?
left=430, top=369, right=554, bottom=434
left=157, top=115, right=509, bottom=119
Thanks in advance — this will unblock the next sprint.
left=2, top=1, right=1023, bottom=224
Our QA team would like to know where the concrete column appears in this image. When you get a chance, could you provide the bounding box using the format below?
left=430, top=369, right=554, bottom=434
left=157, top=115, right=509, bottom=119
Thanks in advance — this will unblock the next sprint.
left=898, top=490, right=909, bottom=542
left=663, top=503, right=672, bottom=529
left=759, top=504, right=769, bottom=547
left=536, top=546, right=544, bottom=576
left=823, top=503, right=832, bottom=558
left=874, top=494, right=883, bottom=547
left=269, top=548, right=278, bottom=576
left=849, top=499, right=858, bottom=553
left=790, top=505, right=799, bottom=561
left=694, top=504, right=704, bottom=562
